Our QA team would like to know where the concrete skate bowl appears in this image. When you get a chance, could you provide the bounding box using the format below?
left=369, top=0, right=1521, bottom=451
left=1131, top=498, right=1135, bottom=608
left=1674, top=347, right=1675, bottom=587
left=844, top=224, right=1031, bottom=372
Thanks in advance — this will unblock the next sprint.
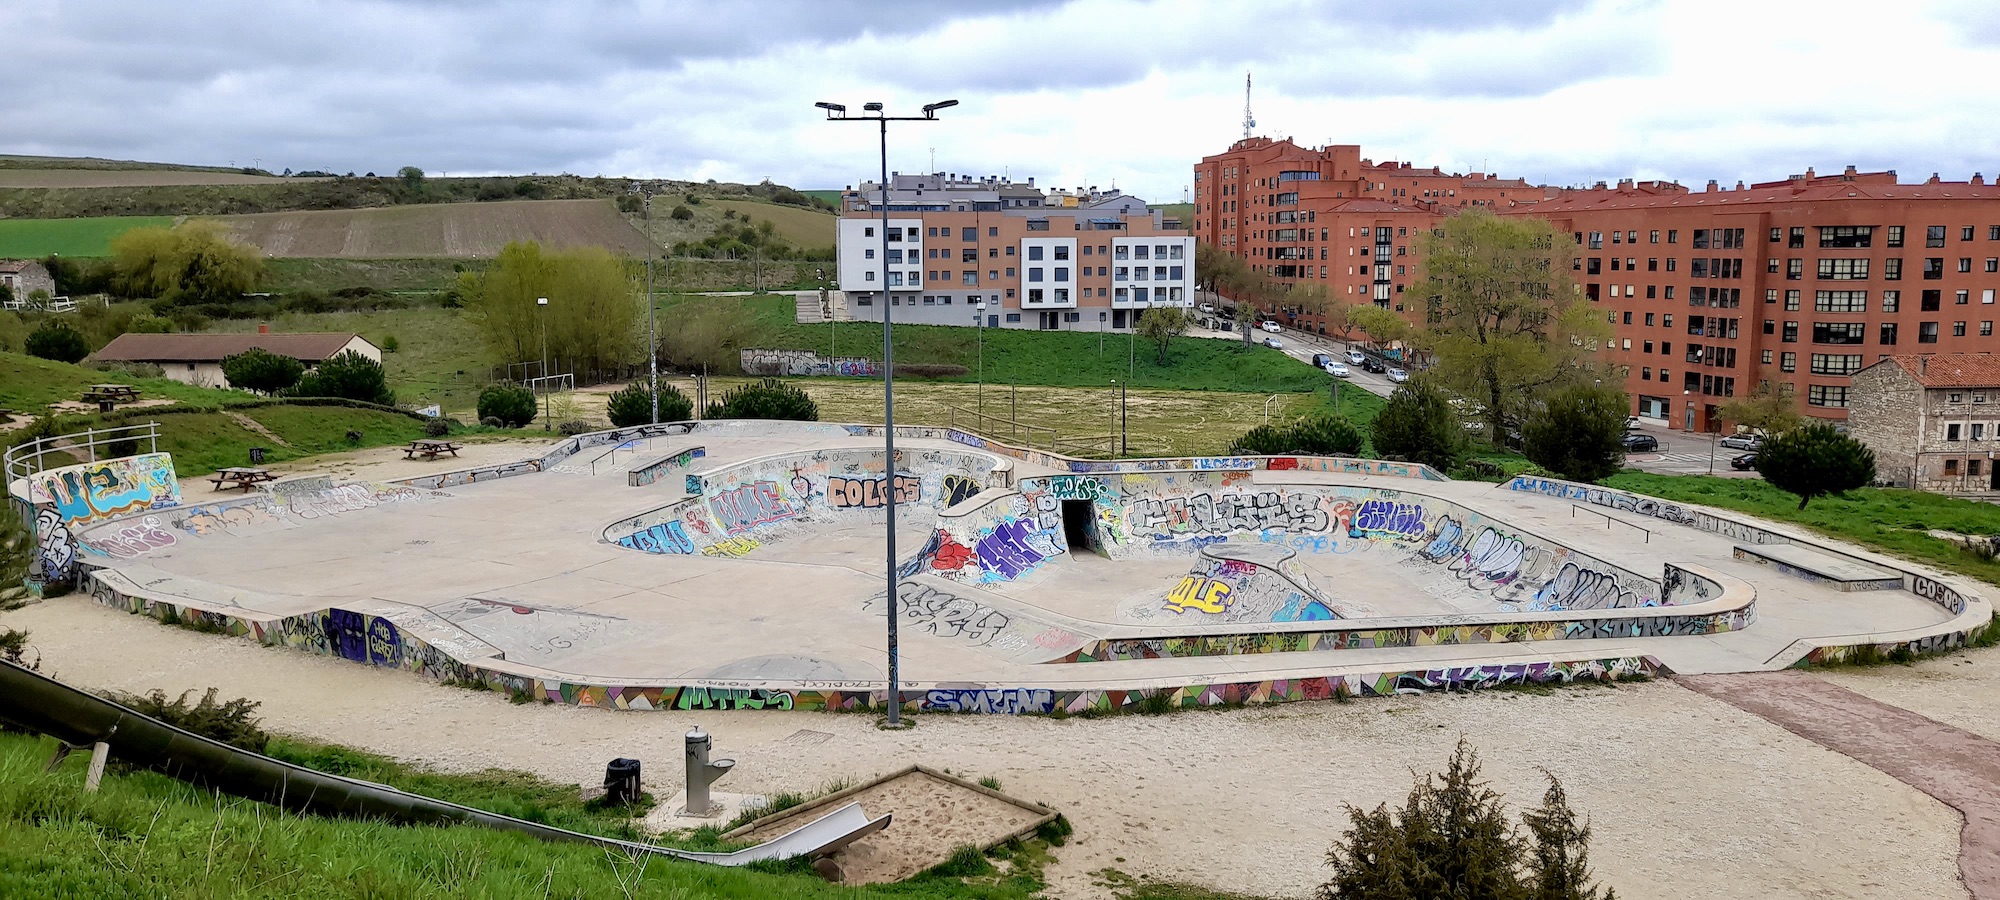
left=600, top=444, right=1009, bottom=569
left=913, top=470, right=1761, bottom=660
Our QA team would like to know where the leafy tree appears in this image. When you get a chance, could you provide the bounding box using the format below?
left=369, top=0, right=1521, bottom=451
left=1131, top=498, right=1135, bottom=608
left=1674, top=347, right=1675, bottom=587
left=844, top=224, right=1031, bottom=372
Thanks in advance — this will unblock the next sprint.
left=109, top=221, right=263, bottom=305
left=287, top=350, right=394, bottom=406
left=670, top=205, right=694, bottom=221
left=108, top=688, right=269, bottom=754
left=705, top=378, right=818, bottom=421
left=1135, top=305, right=1190, bottom=365
left=478, top=383, right=538, bottom=428
left=458, top=241, right=642, bottom=376
left=607, top=381, right=693, bottom=427
left=1346, top=303, right=1413, bottom=349
left=1, top=497, right=31, bottom=599
left=399, top=166, right=425, bottom=191
left=1371, top=378, right=1466, bottom=471
left=220, top=347, right=305, bottom=394
left=657, top=296, right=757, bottom=374
left=24, top=320, right=89, bottom=364
left=1231, top=415, right=1363, bottom=456
left=1320, top=739, right=1615, bottom=900
left=1717, top=382, right=1801, bottom=436
left=1521, top=772, right=1615, bottom=900
left=1756, top=422, right=1876, bottom=509
left=1411, top=208, right=1610, bottom=447
left=1522, top=383, right=1628, bottom=483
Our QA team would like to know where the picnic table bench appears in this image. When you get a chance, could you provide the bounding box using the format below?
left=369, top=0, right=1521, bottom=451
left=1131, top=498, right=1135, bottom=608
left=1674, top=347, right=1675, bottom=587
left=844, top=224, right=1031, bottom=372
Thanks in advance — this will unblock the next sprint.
left=210, top=467, right=276, bottom=492
left=81, top=384, right=141, bottom=412
left=404, top=439, right=462, bottom=460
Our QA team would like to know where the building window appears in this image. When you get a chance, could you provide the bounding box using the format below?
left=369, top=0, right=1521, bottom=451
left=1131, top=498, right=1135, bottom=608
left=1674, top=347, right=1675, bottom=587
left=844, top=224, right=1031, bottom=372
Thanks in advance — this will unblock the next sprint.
left=1812, top=322, right=1865, bottom=344
left=1809, top=353, right=1864, bottom=375
left=1955, top=321, right=1969, bottom=337
left=1819, top=225, right=1875, bottom=248
left=1790, top=227, right=1806, bottom=248
left=1923, top=289, right=1943, bottom=311
left=1960, top=290, right=1973, bottom=305
left=1806, top=385, right=1850, bottom=408
left=1054, top=267, right=1069, bottom=282
left=1785, top=290, right=1801, bottom=311
left=1928, top=225, right=1948, bottom=248
left=1949, top=423, right=1964, bottom=441
left=1762, top=349, right=1774, bottom=364
left=1965, top=226, right=1978, bottom=241
left=1920, top=322, right=1940, bottom=343
left=1782, top=321, right=1799, bottom=342
left=1814, top=290, right=1867, bottom=312
left=1963, top=258, right=1976, bottom=273
left=1886, top=225, right=1904, bottom=247
left=1883, top=290, right=1900, bottom=312
left=1780, top=351, right=1796, bottom=372
left=1881, top=322, right=1899, bottom=345
left=1816, top=258, right=1870, bottom=280
left=1985, top=321, right=1995, bottom=337
left=1926, top=258, right=1945, bottom=280
left=1028, top=246, right=1044, bottom=261
left=1883, top=258, right=1902, bottom=280
left=1787, top=259, right=1804, bottom=280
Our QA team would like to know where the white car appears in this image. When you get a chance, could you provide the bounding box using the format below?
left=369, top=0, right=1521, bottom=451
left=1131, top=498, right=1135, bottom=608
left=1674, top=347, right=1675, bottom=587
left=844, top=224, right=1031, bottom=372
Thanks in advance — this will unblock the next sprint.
left=1262, top=337, right=1283, bottom=349
left=1346, top=350, right=1365, bottom=365
left=1626, top=416, right=1643, bottom=431
left=1325, top=362, right=1350, bottom=377
left=1261, top=321, right=1282, bottom=333
left=1386, top=367, right=1410, bottom=383
left=1199, top=303, right=1216, bottom=314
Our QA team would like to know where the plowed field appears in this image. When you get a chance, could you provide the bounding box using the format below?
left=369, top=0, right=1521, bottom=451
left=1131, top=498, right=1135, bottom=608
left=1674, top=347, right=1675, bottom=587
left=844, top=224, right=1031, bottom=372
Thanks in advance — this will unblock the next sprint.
left=215, top=199, right=654, bottom=258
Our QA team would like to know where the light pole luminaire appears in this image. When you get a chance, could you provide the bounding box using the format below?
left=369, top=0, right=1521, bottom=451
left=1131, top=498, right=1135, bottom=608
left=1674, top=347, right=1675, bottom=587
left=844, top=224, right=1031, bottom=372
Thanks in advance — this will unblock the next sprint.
left=817, top=97, right=956, bottom=729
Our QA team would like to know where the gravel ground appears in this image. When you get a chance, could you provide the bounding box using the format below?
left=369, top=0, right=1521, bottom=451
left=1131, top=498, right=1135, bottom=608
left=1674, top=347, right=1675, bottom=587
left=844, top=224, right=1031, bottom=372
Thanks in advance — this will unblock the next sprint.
left=1816, top=646, right=2000, bottom=745
left=1, top=598, right=1969, bottom=900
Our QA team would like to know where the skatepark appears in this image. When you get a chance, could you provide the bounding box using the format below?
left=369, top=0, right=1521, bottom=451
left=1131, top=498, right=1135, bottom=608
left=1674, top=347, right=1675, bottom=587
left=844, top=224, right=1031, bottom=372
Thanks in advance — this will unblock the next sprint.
left=13, top=419, right=1994, bottom=715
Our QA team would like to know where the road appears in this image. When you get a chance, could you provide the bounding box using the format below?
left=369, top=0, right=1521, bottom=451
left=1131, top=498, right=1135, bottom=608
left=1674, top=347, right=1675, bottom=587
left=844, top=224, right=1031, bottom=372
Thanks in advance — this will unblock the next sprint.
left=1191, top=322, right=1398, bottom=398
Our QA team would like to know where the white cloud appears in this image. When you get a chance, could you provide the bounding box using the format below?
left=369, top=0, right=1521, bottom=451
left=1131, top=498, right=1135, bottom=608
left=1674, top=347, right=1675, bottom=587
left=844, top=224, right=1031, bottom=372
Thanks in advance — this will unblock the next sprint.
left=3, top=0, right=1996, bottom=199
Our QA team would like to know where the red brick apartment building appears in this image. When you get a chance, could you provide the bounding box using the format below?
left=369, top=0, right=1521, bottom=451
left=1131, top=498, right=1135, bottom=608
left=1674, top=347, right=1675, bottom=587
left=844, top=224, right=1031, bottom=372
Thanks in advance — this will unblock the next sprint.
left=1195, top=138, right=2000, bottom=431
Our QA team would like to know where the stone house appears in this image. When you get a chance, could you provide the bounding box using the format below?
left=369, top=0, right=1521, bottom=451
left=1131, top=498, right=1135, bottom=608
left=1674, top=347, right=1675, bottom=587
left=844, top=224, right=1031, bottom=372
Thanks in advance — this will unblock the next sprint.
left=87, top=328, right=381, bottom=389
left=1848, top=353, right=2000, bottom=494
left=0, top=259, right=56, bottom=305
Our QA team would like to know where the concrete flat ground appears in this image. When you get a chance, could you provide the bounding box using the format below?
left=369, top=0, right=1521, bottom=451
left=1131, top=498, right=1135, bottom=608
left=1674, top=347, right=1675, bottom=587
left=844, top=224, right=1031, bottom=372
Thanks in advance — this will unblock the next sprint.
left=80, top=433, right=1969, bottom=693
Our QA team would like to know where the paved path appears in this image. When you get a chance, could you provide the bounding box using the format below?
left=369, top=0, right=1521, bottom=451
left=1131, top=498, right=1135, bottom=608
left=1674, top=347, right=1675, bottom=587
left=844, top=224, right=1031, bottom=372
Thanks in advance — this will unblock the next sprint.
left=1681, top=671, right=2000, bottom=899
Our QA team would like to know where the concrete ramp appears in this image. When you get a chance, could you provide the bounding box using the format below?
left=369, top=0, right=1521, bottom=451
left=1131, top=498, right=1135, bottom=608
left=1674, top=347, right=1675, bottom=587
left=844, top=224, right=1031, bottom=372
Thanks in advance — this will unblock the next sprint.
left=1732, top=544, right=1904, bottom=592
left=1122, top=543, right=1338, bottom=625
left=874, top=574, right=1098, bottom=664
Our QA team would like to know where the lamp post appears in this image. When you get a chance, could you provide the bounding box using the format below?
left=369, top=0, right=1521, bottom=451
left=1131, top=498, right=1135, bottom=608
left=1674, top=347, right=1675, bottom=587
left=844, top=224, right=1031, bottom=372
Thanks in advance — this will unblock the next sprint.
left=820, top=267, right=834, bottom=365
left=817, top=97, right=955, bottom=729
left=973, top=301, right=986, bottom=425
left=537, top=296, right=550, bottom=430
left=643, top=189, right=660, bottom=424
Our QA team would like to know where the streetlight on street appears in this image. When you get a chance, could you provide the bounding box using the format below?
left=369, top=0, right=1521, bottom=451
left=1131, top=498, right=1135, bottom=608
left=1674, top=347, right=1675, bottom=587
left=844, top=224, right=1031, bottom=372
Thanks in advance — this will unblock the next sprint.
left=641, top=188, right=661, bottom=424
left=817, top=97, right=955, bottom=729
left=1110, top=378, right=1128, bottom=456
left=537, top=296, right=550, bottom=430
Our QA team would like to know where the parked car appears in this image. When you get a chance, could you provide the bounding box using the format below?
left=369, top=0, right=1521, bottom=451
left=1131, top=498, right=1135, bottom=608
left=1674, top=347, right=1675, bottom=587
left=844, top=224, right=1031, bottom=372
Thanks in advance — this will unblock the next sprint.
left=1312, top=353, right=1333, bottom=368
left=1730, top=452, right=1758, bottom=471
left=1361, top=357, right=1387, bottom=374
left=1199, top=303, right=1216, bottom=313
left=1626, top=416, right=1643, bottom=431
left=1262, top=337, right=1283, bottom=349
left=1621, top=433, right=1660, bottom=452
left=1261, top=321, right=1282, bottom=333
left=1386, top=367, right=1410, bottom=383
left=1719, top=433, right=1763, bottom=450
left=1346, top=350, right=1366, bottom=365
left=1326, top=362, right=1350, bottom=377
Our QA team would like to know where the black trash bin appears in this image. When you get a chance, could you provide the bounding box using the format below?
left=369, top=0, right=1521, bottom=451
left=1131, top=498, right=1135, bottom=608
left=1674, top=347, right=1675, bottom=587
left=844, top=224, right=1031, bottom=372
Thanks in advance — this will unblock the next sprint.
left=249, top=447, right=267, bottom=465
left=603, top=757, right=642, bottom=806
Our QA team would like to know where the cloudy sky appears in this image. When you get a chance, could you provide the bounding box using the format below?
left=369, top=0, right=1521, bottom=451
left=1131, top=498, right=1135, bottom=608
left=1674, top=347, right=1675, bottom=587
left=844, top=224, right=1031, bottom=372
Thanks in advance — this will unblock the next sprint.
left=7, top=0, right=1998, bottom=201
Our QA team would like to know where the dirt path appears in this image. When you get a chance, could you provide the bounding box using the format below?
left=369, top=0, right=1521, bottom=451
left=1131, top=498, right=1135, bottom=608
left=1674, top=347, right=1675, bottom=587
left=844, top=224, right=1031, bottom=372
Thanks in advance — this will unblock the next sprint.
left=1681, top=671, right=2000, bottom=899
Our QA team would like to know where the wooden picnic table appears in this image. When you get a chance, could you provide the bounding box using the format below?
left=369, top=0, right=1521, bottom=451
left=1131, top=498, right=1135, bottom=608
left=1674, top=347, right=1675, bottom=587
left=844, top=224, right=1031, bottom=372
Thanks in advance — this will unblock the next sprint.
left=404, top=439, right=462, bottom=460
left=210, top=467, right=276, bottom=492
left=81, top=384, right=141, bottom=412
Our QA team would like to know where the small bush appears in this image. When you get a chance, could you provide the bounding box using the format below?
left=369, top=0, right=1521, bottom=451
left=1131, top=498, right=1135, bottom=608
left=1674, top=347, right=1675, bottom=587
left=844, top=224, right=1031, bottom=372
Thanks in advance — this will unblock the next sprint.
left=670, top=205, right=693, bottom=220
left=977, top=776, right=1002, bottom=790
left=344, top=429, right=363, bottom=444
left=607, top=382, right=694, bottom=427
left=107, top=687, right=270, bottom=754
left=381, top=335, right=400, bottom=353
left=24, top=321, right=89, bottom=364
left=558, top=420, right=590, bottom=436
left=925, top=845, right=995, bottom=879
left=423, top=418, right=450, bottom=438
left=480, top=415, right=505, bottom=428
left=221, top=347, right=305, bottom=395
left=477, top=383, right=538, bottom=428
left=1231, top=414, right=1362, bottom=456
left=0, top=628, right=36, bottom=670
left=287, top=350, right=394, bottom=406
left=704, top=378, right=818, bottom=421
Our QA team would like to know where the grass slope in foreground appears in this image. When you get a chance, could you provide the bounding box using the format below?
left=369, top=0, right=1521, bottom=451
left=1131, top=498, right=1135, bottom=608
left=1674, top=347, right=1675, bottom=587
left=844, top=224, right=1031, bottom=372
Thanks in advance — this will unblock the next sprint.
left=668, top=295, right=1328, bottom=393
left=1603, top=472, right=2000, bottom=586
left=0, top=216, right=175, bottom=258
left=0, top=729, right=1069, bottom=900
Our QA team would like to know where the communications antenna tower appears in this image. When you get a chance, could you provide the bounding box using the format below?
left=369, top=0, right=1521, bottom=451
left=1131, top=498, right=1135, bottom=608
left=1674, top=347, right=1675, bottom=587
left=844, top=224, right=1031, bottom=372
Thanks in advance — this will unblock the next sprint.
left=1242, top=71, right=1256, bottom=140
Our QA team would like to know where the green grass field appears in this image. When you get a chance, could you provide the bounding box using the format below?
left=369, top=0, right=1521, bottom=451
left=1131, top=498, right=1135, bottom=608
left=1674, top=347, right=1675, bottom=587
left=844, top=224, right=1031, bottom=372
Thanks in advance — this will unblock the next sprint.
left=705, top=199, right=837, bottom=250
left=202, top=309, right=492, bottom=414
left=0, top=729, right=1087, bottom=900
left=260, top=257, right=485, bottom=294
left=1603, top=472, right=2000, bottom=586
left=0, top=352, right=253, bottom=412
left=0, top=215, right=174, bottom=258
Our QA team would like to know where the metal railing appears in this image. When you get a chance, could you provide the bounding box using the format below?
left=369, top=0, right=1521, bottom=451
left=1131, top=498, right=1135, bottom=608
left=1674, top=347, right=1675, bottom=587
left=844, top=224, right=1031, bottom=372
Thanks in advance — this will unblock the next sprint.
left=3, top=421, right=161, bottom=487
left=946, top=406, right=1058, bottom=450
left=1570, top=503, right=1652, bottom=543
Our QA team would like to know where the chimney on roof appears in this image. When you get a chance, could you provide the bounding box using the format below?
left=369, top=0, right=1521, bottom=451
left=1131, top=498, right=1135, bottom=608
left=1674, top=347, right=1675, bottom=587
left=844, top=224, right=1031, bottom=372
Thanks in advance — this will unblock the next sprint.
left=1928, top=173, right=1942, bottom=184
left=1804, top=166, right=1815, bottom=179
left=1617, top=178, right=1633, bottom=189
left=1976, top=173, right=1987, bottom=186
left=1593, top=180, right=1607, bottom=189
left=1706, top=179, right=1719, bottom=192
left=1735, top=181, right=1745, bottom=190
left=257, top=323, right=270, bottom=334
left=1845, top=165, right=1858, bottom=177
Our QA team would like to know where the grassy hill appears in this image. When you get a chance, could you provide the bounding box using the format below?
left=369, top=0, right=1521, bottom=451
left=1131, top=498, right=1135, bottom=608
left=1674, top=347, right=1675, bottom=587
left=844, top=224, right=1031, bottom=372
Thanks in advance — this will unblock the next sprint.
left=215, top=199, right=654, bottom=259
left=0, top=170, right=305, bottom=189
left=706, top=199, right=835, bottom=249
left=0, top=215, right=174, bottom=257
left=0, top=154, right=249, bottom=173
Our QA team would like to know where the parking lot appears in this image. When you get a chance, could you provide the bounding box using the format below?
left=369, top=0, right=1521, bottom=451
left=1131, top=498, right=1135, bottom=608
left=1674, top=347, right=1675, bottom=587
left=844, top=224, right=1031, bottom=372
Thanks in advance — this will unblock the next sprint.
left=1623, top=423, right=1763, bottom=478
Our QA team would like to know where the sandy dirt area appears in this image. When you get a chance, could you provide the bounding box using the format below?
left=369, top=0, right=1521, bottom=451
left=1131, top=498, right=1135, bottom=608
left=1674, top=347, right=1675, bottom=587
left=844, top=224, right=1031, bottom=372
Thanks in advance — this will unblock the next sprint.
left=733, top=769, right=1048, bottom=884
left=0, top=598, right=1970, bottom=900
left=1815, top=647, right=2000, bottom=745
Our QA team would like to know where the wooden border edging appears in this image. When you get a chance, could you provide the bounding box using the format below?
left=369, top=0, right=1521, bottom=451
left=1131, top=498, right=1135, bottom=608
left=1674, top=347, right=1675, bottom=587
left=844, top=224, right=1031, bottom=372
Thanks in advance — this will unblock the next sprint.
left=718, top=763, right=1060, bottom=852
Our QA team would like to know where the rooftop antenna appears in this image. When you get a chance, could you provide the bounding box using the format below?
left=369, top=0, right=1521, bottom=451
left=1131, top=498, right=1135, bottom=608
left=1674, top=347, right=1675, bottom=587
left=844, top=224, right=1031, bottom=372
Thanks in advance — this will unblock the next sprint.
left=929, top=147, right=936, bottom=173
left=1242, top=71, right=1256, bottom=140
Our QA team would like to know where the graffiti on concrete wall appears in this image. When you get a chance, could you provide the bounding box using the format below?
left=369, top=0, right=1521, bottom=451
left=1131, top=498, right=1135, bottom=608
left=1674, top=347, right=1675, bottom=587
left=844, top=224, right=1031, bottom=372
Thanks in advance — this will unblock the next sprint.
left=616, top=519, right=698, bottom=555
left=1349, top=498, right=1427, bottom=540
left=1130, top=490, right=1330, bottom=537
left=826, top=474, right=921, bottom=509
left=1164, top=574, right=1235, bottom=614
left=628, top=446, right=706, bottom=487
left=1505, top=475, right=1696, bottom=525
left=974, top=519, right=1059, bottom=579
left=740, top=348, right=881, bottom=377
left=709, top=481, right=795, bottom=533
left=81, top=515, right=178, bottom=559
left=939, top=474, right=982, bottom=507
left=30, top=453, right=181, bottom=527
left=925, top=688, right=1053, bottom=714
left=866, top=580, right=1013, bottom=645
left=32, top=506, right=78, bottom=585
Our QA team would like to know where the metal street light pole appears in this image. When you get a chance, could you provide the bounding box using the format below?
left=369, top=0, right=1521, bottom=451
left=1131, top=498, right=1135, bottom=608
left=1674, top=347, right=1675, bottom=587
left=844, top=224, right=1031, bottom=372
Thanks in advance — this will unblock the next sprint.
left=1120, top=377, right=1128, bottom=456
left=817, top=98, right=955, bottom=729
left=973, top=301, right=986, bottom=426
left=644, top=190, right=659, bottom=424
left=537, top=297, right=549, bottom=430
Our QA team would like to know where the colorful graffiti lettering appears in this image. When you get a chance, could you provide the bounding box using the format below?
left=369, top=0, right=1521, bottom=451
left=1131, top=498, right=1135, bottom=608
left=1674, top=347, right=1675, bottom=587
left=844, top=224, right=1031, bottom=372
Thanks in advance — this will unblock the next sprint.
left=826, top=474, right=921, bottom=509
left=85, top=515, right=178, bottom=559
left=1043, top=476, right=1109, bottom=502
left=931, top=531, right=975, bottom=571
left=675, top=687, right=795, bottom=710
left=616, top=520, right=697, bottom=555
left=1349, top=499, right=1426, bottom=539
left=1164, top=575, right=1234, bottom=614
left=1532, top=562, right=1641, bottom=611
left=869, top=581, right=1012, bottom=645
left=939, top=474, right=982, bottom=507
left=32, top=454, right=182, bottom=526
left=33, top=506, right=78, bottom=585
left=1130, top=490, right=1330, bottom=536
left=709, top=481, right=794, bottom=533
left=924, top=688, right=1052, bottom=714
left=701, top=536, right=763, bottom=558
left=682, top=506, right=711, bottom=535
left=974, top=519, right=1059, bottom=579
